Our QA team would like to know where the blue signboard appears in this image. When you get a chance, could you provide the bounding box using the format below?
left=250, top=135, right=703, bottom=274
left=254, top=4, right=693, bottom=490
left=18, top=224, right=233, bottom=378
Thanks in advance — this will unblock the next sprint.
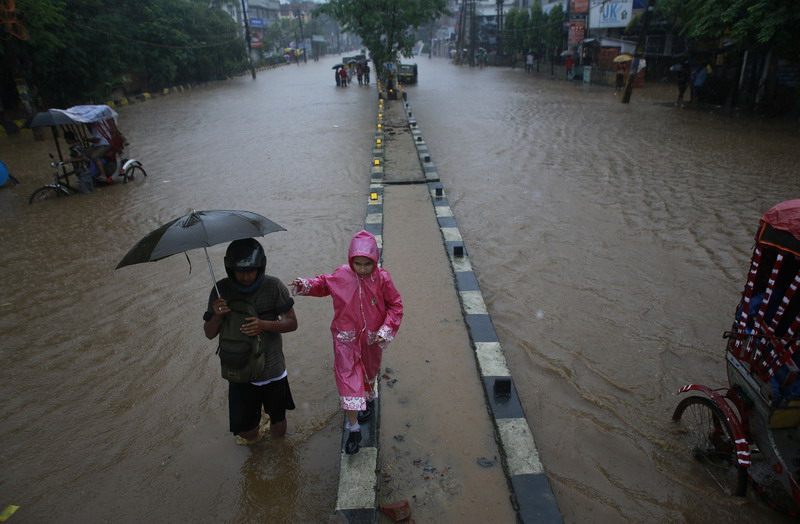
left=250, top=17, right=265, bottom=28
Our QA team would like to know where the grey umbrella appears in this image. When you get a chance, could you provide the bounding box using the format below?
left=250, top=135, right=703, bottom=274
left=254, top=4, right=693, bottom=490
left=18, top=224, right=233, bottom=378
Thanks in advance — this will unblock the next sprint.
left=24, top=109, right=78, bottom=128
left=116, top=209, right=285, bottom=295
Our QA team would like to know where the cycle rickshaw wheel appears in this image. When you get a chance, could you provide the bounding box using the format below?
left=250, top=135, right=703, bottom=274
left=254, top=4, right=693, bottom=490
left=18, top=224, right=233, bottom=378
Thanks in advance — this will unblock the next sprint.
left=29, top=185, right=70, bottom=204
left=672, top=395, right=749, bottom=497
left=123, top=165, right=147, bottom=184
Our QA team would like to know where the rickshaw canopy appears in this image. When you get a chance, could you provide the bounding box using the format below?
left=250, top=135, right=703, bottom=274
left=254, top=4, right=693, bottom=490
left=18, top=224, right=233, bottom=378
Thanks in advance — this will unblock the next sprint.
left=25, top=104, right=118, bottom=129
left=762, top=199, right=800, bottom=238
left=57, top=104, right=118, bottom=124
left=758, top=199, right=800, bottom=257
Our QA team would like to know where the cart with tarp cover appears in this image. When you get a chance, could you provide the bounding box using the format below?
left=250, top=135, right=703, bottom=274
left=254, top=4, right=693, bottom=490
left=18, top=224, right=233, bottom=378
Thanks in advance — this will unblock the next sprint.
left=673, top=199, right=800, bottom=516
left=25, top=104, right=146, bottom=203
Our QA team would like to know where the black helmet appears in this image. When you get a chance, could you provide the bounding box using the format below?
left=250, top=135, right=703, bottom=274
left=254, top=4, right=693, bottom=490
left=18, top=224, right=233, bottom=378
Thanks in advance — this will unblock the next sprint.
left=224, top=238, right=266, bottom=280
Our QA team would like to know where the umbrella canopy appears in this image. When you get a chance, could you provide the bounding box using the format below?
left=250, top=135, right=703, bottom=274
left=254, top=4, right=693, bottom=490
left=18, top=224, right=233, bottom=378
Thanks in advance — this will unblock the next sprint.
left=116, top=210, right=285, bottom=294
left=613, top=54, right=634, bottom=63
left=24, top=109, right=77, bottom=128
left=560, top=50, right=574, bottom=57
left=669, top=63, right=683, bottom=72
left=332, top=63, right=344, bottom=69
left=347, top=59, right=357, bottom=64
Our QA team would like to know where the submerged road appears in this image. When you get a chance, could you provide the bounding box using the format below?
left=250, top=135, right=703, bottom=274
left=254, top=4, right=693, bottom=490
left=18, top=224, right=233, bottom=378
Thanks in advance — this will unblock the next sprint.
left=1, top=56, right=799, bottom=522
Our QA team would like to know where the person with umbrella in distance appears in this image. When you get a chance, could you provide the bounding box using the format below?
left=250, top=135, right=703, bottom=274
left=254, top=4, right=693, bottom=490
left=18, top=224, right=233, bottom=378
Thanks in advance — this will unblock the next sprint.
left=203, top=238, right=298, bottom=444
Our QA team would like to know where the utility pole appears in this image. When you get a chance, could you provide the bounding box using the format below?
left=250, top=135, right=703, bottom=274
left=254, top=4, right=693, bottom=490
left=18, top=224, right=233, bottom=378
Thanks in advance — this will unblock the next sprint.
left=456, top=0, right=467, bottom=62
left=469, top=0, right=477, bottom=67
left=496, top=0, right=503, bottom=58
left=295, top=10, right=307, bottom=63
left=240, top=0, right=256, bottom=79
left=621, top=0, right=655, bottom=103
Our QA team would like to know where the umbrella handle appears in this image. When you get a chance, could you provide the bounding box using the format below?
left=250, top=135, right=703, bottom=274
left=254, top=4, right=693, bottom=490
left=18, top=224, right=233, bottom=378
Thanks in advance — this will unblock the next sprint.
left=204, top=247, right=220, bottom=298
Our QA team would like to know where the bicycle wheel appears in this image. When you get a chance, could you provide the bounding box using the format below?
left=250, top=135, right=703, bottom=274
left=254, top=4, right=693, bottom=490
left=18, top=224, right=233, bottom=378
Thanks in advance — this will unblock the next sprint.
left=29, top=185, right=71, bottom=204
left=672, top=395, right=748, bottom=497
left=123, top=165, right=147, bottom=184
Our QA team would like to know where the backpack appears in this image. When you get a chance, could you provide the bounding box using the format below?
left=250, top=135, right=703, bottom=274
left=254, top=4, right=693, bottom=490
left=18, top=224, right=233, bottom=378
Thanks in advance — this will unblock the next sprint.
left=216, top=285, right=266, bottom=383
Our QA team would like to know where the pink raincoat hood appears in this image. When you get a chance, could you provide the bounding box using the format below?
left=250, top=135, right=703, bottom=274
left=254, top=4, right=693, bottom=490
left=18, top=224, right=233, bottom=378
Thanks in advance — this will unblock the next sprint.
left=348, top=230, right=379, bottom=271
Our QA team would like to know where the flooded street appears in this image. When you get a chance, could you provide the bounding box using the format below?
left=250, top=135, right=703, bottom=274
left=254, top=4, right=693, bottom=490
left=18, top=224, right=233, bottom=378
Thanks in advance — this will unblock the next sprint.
left=1, top=55, right=799, bottom=522
left=409, top=59, right=800, bottom=522
left=1, top=65, right=377, bottom=522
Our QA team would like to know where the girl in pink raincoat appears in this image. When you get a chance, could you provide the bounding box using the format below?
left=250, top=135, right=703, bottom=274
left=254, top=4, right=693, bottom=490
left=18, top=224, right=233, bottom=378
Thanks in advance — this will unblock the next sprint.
left=290, top=230, right=403, bottom=454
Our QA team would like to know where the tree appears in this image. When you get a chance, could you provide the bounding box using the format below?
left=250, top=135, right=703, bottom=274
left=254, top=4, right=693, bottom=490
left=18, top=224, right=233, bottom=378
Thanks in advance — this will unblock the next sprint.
left=529, top=4, right=545, bottom=72
left=2, top=0, right=247, bottom=111
left=0, top=0, right=68, bottom=116
left=543, top=3, right=564, bottom=69
left=314, top=0, right=449, bottom=74
left=503, top=8, right=528, bottom=57
left=656, top=0, right=800, bottom=110
left=658, top=0, right=800, bottom=61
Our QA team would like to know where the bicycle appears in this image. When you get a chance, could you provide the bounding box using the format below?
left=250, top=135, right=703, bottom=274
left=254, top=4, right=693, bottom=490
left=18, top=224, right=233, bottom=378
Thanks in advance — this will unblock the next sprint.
left=29, top=151, right=148, bottom=204
left=28, top=158, right=81, bottom=204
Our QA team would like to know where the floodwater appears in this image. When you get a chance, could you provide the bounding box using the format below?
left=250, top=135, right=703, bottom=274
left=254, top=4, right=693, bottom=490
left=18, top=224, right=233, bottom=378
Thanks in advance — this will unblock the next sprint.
left=407, top=59, right=800, bottom=522
left=0, top=64, right=376, bottom=522
left=0, top=56, right=798, bottom=523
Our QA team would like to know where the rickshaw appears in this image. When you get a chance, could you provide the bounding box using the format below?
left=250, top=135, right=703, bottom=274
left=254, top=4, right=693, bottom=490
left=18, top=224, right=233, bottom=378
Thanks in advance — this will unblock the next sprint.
left=673, top=199, right=800, bottom=515
left=26, top=104, right=146, bottom=203
left=397, top=63, right=418, bottom=84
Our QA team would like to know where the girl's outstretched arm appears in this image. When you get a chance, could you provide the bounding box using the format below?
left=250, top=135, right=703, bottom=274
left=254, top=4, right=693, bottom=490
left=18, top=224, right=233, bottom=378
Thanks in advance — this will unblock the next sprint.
left=288, top=275, right=332, bottom=297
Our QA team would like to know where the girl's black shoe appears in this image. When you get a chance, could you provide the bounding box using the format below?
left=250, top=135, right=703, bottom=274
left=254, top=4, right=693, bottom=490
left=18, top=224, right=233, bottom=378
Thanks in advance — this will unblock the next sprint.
left=345, top=430, right=361, bottom=454
left=357, top=400, right=374, bottom=422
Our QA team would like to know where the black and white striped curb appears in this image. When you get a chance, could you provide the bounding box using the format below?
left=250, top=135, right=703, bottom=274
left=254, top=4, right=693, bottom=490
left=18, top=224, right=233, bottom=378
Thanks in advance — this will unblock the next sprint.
left=332, top=96, right=387, bottom=524
left=404, top=99, right=563, bottom=524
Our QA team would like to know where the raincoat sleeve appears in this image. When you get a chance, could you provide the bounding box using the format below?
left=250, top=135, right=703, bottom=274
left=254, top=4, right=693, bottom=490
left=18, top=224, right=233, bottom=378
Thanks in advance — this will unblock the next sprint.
left=377, top=270, right=403, bottom=345
left=293, top=274, right=333, bottom=297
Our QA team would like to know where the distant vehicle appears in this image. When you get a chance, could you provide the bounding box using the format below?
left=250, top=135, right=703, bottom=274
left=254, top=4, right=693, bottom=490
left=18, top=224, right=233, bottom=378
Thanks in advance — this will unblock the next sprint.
left=397, top=63, right=418, bottom=84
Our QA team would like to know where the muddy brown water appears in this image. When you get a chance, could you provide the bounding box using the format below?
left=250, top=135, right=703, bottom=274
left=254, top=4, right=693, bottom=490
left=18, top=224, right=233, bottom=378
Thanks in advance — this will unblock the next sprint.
left=1, top=58, right=799, bottom=522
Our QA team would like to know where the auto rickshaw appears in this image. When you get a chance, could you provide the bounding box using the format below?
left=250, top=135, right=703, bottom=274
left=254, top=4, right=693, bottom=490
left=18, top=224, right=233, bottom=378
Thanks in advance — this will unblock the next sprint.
left=397, top=63, right=418, bottom=84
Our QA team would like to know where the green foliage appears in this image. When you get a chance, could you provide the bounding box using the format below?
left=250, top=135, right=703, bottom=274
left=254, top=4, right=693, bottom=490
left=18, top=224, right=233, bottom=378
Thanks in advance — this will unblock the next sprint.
left=657, top=0, right=800, bottom=60
left=314, top=0, right=449, bottom=70
left=6, top=0, right=247, bottom=108
left=503, top=8, right=529, bottom=54
left=543, top=3, right=564, bottom=60
left=502, top=4, right=559, bottom=58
